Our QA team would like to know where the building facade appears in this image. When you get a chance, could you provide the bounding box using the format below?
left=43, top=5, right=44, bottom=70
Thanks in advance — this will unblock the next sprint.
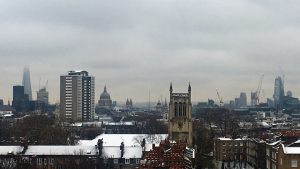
left=37, top=87, right=49, bottom=104
left=60, top=70, right=95, bottom=122
left=273, top=76, right=285, bottom=108
left=168, top=83, right=193, bottom=147
left=22, top=67, right=32, bottom=101
left=239, top=92, right=247, bottom=107
left=12, top=85, right=29, bottom=113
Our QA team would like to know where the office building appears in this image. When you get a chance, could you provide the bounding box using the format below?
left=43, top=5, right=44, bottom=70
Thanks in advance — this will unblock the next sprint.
left=273, top=76, right=285, bottom=108
left=60, top=70, right=95, bottom=122
left=22, top=67, right=32, bottom=101
left=37, top=87, right=49, bottom=104
left=239, top=92, right=247, bottom=107
left=12, top=85, right=29, bottom=113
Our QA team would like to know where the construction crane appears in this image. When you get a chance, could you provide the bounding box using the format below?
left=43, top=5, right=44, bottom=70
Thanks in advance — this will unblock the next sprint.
left=255, top=74, right=264, bottom=106
left=45, top=80, right=48, bottom=90
left=216, top=88, right=224, bottom=107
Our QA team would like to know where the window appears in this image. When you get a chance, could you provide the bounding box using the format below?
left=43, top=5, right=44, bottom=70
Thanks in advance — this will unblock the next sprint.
left=125, top=159, right=130, bottom=164
left=223, top=143, right=226, bottom=146
left=280, top=158, right=282, bottom=165
left=291, top=160, right=297, bottom=167
left=37, top=158, right=42, bottom=165
left=49, top=158, right=54, bottom=165
left=223, top=148, right=226, bottom=153
left=266, top=148, right=270, bottom=156
left=136, top=159, right=140, bottom=164
left=114, top=159, right=118, bottom=164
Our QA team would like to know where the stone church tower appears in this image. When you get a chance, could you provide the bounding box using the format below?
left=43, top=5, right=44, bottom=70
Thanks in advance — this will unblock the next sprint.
left=168, top=83, right=193, bottom=147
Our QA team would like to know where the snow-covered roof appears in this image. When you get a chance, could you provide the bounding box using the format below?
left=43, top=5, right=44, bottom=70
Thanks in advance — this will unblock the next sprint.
left=78, top=134, right=168, bottom=151
left=218, top=138, right=245, bottom=141
left=266, top=140, right=281, bottom=146
left=102, top=121, right=135, bottom=126
left=0, top=134, right=168, bottom=158
left=24, top=145, right=142, bottom=158
left=283, top=146, right=300, bottom=154
left=25, top=145, right=97, bottom=156
left=0, top=146, right=23, bottom=155
left=218, top=138, right=232, bottom=141
left=103, top=147, right=142, bottom=159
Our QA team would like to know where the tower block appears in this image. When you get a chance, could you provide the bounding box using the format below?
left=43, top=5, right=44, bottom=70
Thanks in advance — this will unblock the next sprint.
left=168, top=83, right=193, bottom=147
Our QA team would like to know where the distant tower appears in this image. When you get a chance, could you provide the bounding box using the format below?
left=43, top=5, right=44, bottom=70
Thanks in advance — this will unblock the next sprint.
left=168, top=83, right=193, bottom=147
left=287, top=91, right=292, bottom=97
left=239, top=92, right=247, bottom=107
left=22, top=67, right=32, bottom=100
left=37, top=87, right=49, bottom=104
left=273, top=76, right=285, bottom=108
left=251, top=92, right=257, bottom=107
left=60, top=70, right=95, bottom=122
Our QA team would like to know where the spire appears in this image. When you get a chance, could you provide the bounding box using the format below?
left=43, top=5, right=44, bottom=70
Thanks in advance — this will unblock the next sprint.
left=104, top=85, right=107, bottom=92
left=170, top=82, right=173, bottom=93
left=188, top=82, right=191, bottom=92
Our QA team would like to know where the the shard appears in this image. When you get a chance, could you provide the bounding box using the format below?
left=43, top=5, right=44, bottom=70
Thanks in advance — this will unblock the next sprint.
left=22, top=67, right=32, bottom=100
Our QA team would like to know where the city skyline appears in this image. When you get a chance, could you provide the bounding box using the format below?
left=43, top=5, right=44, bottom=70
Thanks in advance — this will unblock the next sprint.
left=1, top=1, right=300, bottom=103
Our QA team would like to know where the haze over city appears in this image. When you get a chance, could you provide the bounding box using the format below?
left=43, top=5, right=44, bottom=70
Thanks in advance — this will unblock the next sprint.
left=1, top=0, right=300, bottom=103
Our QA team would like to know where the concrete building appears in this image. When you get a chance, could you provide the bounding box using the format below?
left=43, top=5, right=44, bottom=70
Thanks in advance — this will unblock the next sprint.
left=60, top=70, right=95, bottom=122
left=168, top=83, right=193, bottom=147
left=37, top=87, right=48, bottom=104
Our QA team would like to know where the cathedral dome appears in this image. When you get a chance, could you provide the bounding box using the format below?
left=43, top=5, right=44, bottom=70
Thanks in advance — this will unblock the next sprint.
left=100, top=86, right=111, bottom=100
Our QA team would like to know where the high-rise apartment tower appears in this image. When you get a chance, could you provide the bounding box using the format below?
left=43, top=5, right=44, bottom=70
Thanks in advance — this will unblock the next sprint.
left=60, top=70, right=95, bottom=122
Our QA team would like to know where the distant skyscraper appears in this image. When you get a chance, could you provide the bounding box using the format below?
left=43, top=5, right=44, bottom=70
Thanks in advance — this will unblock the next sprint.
left=234, top=97, right=239, bottom=108
left=37, top=87, right=49, bottom=104
left=0, top=99, right=3, bottom=107
left=273, top=76, right=285, bottom=108
left=22, top=67, right=32, bottom=101
left=239, top=92, right=247, bottom=107
left=60, top=70, right=95, bottom=122
left=251, top=92, right=257, bottom=107
left=12, top=85, right=29, bottom=113
left=287, top=91, right=293, bottom=97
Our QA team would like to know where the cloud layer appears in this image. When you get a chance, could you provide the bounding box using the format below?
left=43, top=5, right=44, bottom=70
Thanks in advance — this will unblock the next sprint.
left=1, top=0, right=300, bottom=104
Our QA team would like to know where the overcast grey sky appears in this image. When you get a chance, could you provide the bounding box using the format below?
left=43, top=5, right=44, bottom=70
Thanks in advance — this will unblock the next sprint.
left=1, top=0, right=300, bottom=104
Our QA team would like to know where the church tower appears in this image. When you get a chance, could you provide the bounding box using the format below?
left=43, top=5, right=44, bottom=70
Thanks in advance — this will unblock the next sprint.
left=168, top=83, right=193, bottom=147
